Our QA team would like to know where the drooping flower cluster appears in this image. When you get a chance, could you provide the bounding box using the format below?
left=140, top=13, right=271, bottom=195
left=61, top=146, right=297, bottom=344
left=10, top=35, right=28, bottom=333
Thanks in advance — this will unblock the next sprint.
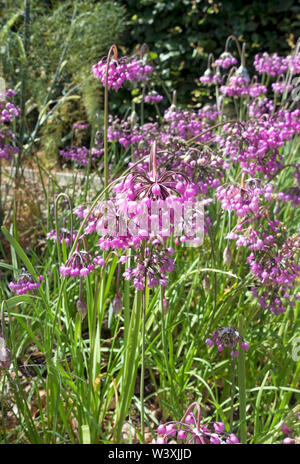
left=199, top=68, right=222, bottom=85
left=214, top=51, right=238, bottom=69
left=92, top=56, right=153, bottom=90
left=144, top=91, right=163, bottom=104
left=73, top=122, right=89, bottom=131
left=156, top=402, right=240, bottom=444
left=215, top=109, right=300, bottom=178
left=205, top=327, right=249, bottom=357
left=59, top=146, right=104, bottom=167
left=253, top=52, right=288, bottom=76
left=0, top=89, right=19, bottom=161
left=9, top=271, right=44, bottom=295
left=220, top=75, right=252, bottom=97
left=46, top=228, right=77, bottom=246
left=223, top=184, right=300, bottom=314
left=272, top=82, right=293, bottom=94
left=248, top=231, right=300, bottom=315
left=122, top=241, right=175, bottom=290
left=216, top=181, right=272, bottom=217
left=72, top=139, right=205, bottom=289
left=59, top=244, right=96, bottom=278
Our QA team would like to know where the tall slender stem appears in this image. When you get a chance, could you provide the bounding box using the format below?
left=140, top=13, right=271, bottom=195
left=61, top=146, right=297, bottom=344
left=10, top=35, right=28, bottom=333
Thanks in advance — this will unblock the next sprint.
left=160, top=286, right=176, bottom=408
left=140, top=287, right=146, bottom=442
left=229, top=357, right=236, bottom=430
left=104, top=45, right=118, bottom=198
left=238, top=315, right=247, bottom=443
left=16, top=0, right=30, bottom=186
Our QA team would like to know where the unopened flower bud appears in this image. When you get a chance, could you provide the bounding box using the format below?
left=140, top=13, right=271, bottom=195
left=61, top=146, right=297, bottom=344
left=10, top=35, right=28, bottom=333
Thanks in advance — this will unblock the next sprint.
left=178, top=430, right=187, bottom=439
left=130, top=110, right=138, bottom=126
left=163, top=298, right=169, bottom=313
left=202, top=275, right=210, bottom=294
left=274, top=201, right=281, bottom=215
left=77, top=299, right=87, bottom=318
left=235, top=65, right=250, bottom=82
left=0, top=336, right=11, bottom=369
left=204, top=67, right=214, bottom=78
left=281, top=424, right=291, bottom=435
left=223, top=245, right=232, bottom=267
left=241, top=342, right=249, bottom=351
left=112, top=295, right=123, bottom=315
left=157, top=424, right=166, bottom=435
left=283, top=437, right=294, bottom=444
left=214, top=422, right=225, bottom=433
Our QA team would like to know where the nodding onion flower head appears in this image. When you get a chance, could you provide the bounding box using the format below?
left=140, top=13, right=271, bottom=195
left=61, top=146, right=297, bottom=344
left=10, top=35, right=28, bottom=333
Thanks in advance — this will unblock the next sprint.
left=144, top=91, right=163, bottom=104
left=9, top=270, right=44, bottom=295
left=199, top=68, right=222, bottom=85
left=156, top=402, right=240, bottom=444
left=92, top=46, right=153, bottom=91
left=47, top=228, right=77, bottom=246
left=92, top=141, right=200, bottom=290
left=0, top=89, right=19, bottom=161
left=215, top=51, right=238, bottom=69
left=59, top=243, right=96, bottom=278
left=205, top=326, right=249, bottom=357
left=254, top=52, right=288, bottom=77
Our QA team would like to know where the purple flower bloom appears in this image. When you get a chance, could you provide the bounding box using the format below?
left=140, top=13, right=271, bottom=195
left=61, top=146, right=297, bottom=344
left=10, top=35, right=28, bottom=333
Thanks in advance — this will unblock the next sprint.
left=156, top=402, right=239, bottom=444
left=92, top=55, right=153, bottom=90
left=206, top=327, right=249, bottom=357
left=9, top=271, right=44, bottom=295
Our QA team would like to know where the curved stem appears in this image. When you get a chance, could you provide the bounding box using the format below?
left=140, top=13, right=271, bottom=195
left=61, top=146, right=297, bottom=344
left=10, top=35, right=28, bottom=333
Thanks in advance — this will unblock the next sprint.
left=54, top=192, right=73, bottom=265
left=181, top=402, right=201, bottom=427
left=208, top=53, right=214, bottom=68
left=225, top=35, right=243, bottom=63
left=172, top=90, right=177, bottom=107
left=241, top=42, right=246, bottom=68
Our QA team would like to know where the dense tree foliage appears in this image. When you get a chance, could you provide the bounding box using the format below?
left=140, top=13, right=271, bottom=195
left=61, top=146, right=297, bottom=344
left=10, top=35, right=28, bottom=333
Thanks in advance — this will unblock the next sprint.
left=122, top=0, right=300, bottom=104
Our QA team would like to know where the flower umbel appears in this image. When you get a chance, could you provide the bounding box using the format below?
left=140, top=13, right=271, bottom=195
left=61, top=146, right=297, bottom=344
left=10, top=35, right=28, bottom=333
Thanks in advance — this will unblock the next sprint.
left=156, top=402, right=240, bottom=444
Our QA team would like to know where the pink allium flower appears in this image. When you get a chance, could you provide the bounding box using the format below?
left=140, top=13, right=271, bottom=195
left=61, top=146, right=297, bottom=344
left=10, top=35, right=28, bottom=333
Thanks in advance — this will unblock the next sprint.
left=156, top=402, right=239, bottom=444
